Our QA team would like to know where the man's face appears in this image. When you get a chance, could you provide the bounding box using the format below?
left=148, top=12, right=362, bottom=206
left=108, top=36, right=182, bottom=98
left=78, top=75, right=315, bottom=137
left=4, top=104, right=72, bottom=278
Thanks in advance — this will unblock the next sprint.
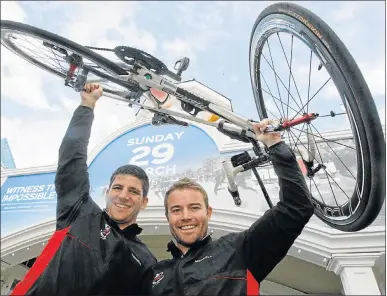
left=106, top=174, right=148, bottom=228
left=167, top=188, right=212, bottom=249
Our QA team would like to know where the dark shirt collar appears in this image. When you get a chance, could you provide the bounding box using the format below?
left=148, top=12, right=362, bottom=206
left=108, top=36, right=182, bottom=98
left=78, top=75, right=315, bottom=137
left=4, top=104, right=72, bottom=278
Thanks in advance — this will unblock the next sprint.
left=103, top=210, right=142, bottom=239
left=166, top=233, right=213, bottom=258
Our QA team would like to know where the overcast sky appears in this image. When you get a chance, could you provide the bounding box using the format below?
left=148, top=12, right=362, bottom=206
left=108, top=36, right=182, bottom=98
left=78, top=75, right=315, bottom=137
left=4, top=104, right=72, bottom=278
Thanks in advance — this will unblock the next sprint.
left=1, top=1, right=385, bottom=169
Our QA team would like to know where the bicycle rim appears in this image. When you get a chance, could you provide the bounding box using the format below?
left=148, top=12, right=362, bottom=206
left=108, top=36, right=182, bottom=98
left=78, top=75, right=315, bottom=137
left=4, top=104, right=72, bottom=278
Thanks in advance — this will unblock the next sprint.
left=249, top=5, right=380, bottom=230
left=1, top=20, right=130, bottom=93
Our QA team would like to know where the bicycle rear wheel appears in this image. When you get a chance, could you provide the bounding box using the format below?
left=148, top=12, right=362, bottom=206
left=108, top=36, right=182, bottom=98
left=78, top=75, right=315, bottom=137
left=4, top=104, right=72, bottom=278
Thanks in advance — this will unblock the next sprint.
left=249, top=2, right=385, bottom=231
left=1, top=20, right=137, bottom=92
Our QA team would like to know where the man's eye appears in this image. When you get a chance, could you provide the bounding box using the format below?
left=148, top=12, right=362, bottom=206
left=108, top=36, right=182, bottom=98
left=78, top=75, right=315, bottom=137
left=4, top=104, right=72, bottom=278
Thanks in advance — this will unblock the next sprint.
left=171, top=208, right=180, bottom=213
left=129, top=189, right=140, bottom=195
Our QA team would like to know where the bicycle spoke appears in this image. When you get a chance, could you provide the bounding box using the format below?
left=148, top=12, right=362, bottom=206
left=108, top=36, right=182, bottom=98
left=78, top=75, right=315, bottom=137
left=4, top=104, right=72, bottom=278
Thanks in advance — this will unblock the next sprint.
left=266, top=39, right=286, bottom=118
left=16, top=35, right=61, bottom=62
left=309, top=178, right=312, bottom=195
left=291, top=127, right=356, bottom=150
left=265, top=108, right=282, bottom=122
left=261, top=88, right=299, bottom=114
left=288, top=128, right=342, bottom=206
left=14, top=38, right=56, bottom=62
left=49, top=48, right=65, bottom=72
left=287, top=127, right=305, bottom=166
left=292, top=122, right=306, bottom=148
left=261, top=53, right=304, bottom=114
left=260, top=73, right=285, bottom=118
left=289, top=129, right=350, bottom=208
left=307, top=50, right=312, bottom=114
left=310, top=123, right=356, bottom=179
left=276, top=33, right=305, bottom=116
left=14, top=37, right=68, bottom=72
left=311, top=177, right=327, bottom=204
left=9, top=34, right=114, bottom=83
left=291, top=77, right=331, bottom=120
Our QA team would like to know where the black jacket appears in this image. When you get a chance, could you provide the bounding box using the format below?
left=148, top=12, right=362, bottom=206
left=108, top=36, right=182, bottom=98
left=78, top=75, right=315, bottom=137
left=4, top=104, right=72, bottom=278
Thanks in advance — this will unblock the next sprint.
left=12, top=106, right=157, bottom=296
left=143, top=142, right=314, bottom=296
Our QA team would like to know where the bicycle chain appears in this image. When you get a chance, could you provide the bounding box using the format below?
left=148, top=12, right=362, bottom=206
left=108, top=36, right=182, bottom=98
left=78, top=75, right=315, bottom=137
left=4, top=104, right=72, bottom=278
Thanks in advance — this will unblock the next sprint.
left=85, top=46, right=115, bottom=52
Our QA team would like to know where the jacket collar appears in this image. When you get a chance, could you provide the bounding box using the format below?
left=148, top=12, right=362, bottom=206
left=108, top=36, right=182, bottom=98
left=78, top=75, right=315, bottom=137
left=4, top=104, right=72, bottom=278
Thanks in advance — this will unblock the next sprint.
left=166, top=233, right=213, bottom=258
left=103, top=210, right=142, bottom=239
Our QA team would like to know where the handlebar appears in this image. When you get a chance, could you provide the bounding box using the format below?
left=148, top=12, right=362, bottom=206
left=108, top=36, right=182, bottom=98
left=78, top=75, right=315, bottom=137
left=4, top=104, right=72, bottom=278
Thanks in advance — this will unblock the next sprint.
left=222, top=160, right=244, bottom=206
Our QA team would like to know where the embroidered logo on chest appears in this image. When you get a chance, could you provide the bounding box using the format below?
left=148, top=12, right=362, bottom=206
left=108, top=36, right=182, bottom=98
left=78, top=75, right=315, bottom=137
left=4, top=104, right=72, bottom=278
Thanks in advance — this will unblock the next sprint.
left=195, top=255, right=212, bottom=263
left=152, top=272, right=164, bottom=287
left=100, top=223, right=111, bottom=240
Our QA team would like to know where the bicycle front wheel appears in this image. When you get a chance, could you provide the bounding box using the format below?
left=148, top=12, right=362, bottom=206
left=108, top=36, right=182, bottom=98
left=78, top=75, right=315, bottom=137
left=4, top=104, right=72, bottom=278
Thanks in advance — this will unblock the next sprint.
left=1, top=20, right=137, bottom=92
left=249, top=2, right=385, bottom=231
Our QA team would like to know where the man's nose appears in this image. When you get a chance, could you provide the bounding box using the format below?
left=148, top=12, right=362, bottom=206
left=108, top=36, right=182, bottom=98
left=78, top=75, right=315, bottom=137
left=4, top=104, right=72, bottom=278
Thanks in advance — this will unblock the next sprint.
left=118, top=190, right=130, bottom=200
left=181, top=208, right=191, bottom=220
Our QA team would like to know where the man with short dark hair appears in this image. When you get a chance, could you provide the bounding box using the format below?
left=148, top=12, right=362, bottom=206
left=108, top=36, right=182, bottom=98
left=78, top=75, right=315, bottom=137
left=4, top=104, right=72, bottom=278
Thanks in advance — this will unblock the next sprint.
left=11, top=83, right=156, bottom=296
left=143, top=119, right=315, bottom=295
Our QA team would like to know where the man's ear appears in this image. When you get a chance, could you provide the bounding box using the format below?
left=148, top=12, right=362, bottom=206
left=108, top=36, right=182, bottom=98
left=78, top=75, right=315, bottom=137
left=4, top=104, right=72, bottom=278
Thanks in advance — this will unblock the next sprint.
left=165, top=211, right=170, bottom=222
left=207, top=206, right=213, bottom=220
left=141, top=196, right=149, bottom=210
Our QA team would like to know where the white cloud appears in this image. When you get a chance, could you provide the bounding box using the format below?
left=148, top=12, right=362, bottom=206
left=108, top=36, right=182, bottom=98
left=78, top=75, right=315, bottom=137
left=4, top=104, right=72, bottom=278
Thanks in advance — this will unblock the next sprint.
left=378, top=107, right=385, bottom=123
left=163, top=1, right=232, bottom=65
left=1, top=47, right=59, bottom=110
left=162, top=38, right=196, bottom=68
left=1, top=95, right=136, bottom=168
left=227, top=1, right=271, bottom=22
left=358, top=61, right=385, bottom=97
left=1, top=115, right=68, bottom=168
left=332, top=2, right=367, bottom=22
left=177, top=2, right=224, bottom=30
left=230, top=75, right=239, bottom=83
left=89, top=96, right=136, bottom=152
left=1, top=1, right=384, bottom=170
left=0, top=1, right=147, bottom=168
left=1, top=1, right=26, bottom=22
left=59, top=95, right=79, bottom=116
left=58, top=1, right=157, bottom=55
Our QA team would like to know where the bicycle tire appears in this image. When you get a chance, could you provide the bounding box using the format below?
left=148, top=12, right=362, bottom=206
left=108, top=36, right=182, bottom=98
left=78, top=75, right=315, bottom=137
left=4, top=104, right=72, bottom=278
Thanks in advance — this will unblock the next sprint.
left=249, top=2, right=385, bottom=231
left=1, top=20, right=129, bottom=85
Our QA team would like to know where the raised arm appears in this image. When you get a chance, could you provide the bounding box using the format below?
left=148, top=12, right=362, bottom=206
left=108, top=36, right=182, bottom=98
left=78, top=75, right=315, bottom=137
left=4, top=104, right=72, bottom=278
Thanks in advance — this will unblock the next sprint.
left=55, top=84, right=103, bottom=229
left=239, top=120, right=314, bottom=283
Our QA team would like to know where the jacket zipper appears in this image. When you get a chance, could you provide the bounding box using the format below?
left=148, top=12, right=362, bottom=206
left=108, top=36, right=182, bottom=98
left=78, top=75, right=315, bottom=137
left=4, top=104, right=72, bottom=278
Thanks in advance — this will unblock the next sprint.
left=174, top=255, right=185, bottom=296
left=173, top=236, right=211, bottom=295
left=174, top=248, right=195, bottom=296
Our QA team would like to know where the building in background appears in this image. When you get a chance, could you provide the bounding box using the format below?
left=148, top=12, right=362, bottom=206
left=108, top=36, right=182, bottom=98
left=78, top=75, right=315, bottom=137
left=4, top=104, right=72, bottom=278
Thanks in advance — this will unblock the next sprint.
left=1, top=81, right=385, bottom=295
left=1, top=138, right=16, bottom=170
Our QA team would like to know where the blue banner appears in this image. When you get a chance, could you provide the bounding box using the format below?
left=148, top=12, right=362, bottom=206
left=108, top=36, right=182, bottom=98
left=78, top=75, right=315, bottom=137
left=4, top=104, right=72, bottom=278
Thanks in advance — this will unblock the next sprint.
left=88, top=124, right=220, bottom=207
left=1, top=124, right=220, bottom=236
left=1, top=172, right=57, bottom=236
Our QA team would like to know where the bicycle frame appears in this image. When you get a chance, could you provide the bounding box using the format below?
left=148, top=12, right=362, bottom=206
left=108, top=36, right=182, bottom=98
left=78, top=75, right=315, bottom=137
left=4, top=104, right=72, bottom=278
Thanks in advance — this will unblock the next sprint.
left=82, top=62, right=316, bottom=209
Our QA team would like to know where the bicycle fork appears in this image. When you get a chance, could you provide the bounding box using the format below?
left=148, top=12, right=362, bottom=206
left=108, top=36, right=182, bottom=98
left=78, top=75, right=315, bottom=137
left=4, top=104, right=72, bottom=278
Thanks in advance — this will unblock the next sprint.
left=221, top=113, right=319, bottom=208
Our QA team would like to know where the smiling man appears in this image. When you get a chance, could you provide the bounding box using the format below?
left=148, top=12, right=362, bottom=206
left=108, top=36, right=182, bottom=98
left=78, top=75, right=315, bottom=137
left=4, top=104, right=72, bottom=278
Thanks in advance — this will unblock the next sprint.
left=142, top=119, right=315, bottom=296
left=11, top=83, right=156, bottom=296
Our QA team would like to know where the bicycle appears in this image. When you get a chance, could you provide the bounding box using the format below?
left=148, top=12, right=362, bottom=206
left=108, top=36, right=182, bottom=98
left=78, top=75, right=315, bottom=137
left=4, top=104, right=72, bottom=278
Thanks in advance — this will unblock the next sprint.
left=1, top=2, right=385, bottom=232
